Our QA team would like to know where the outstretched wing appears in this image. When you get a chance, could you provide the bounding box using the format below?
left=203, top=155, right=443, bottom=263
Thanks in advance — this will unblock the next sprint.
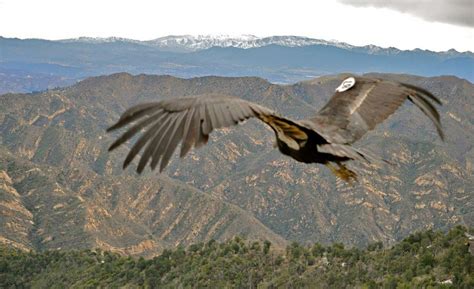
left=107, top=94, right=299, bottom=173
left=304, top=76, right=443, bottom=144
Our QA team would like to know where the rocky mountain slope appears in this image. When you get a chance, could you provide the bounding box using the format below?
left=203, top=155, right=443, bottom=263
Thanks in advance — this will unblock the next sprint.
left=0, top=73, right=472, bottom=256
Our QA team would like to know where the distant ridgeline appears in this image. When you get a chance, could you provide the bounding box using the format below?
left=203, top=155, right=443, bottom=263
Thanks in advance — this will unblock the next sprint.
left=1, top=227, right=473, bottom=288
left=0, top=35, right=473, bottom=94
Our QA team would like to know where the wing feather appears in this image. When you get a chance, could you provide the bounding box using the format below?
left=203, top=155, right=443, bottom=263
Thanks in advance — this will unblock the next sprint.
left=200, top=104, right=212, bottom=135
left=107, top=103, right=161, bottom=132
left=227, top=104, right=242, bottom=124
left=157, top=113, right=187, bottom=172
left=136, top=114, right=176, bottom=173
left=179, top=107, right=196, bottom=157
left=207, top=103, right=221, bottom=128
left=108, top=110, right=164, bottom=151
left=211, top=104, right=225, bottom=127
left=307, top=76, right=443, bottom=144
left=122, top=113, right=169, bottom=169
left=408, top=95, right=444, bottom=140
left=216, top=103, right=236, bottom=126
left=147, top=113, right=183, bottom=171
left=232, top=102, right=247, bottom=121
left=108, top=93, right=280, bottom=173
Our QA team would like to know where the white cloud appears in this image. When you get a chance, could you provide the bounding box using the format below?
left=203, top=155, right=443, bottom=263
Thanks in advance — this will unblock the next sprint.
left=0, top=0, right=472, bottom=51
left=338, top=0, right=474, bottom=27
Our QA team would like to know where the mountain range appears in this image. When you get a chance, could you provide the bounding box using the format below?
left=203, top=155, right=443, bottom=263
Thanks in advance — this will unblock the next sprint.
left=1, top=35, right=473, bottom=95
left=0, top=72, right=472, bottom=257
left=59, top=35, right=473, bottom=56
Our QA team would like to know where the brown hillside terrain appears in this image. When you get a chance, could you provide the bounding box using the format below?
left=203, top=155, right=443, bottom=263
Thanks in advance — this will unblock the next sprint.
left=0, top=73, right=472, bottom=256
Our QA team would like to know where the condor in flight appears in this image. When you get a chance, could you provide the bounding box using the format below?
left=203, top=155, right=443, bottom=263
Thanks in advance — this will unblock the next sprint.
left=108, top=76, right=443, bottom=181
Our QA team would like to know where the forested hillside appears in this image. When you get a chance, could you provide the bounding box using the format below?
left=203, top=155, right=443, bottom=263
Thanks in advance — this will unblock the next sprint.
left=1, top=227, right=472, bottom=288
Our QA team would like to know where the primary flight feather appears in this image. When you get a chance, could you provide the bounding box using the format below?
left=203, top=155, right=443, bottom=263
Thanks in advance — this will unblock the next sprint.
left=107, top=76, right=443, bottom=181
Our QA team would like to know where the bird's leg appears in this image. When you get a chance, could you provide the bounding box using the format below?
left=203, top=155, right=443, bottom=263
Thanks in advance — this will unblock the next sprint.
left=337, top=162, right=357, bottom=183
left=325, top=162, right=357, bottom=183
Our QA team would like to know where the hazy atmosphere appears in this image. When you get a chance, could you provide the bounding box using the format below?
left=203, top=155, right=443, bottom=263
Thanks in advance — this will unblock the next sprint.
left=0, top=0, right=472, bottom=51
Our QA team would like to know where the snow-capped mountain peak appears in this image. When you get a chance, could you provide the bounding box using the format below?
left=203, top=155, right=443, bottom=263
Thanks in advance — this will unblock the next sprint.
left=56, top=35, right=472, bottom=57
left=59, top=36, right=141, bottom=44
left=144, top=35, right=357, bottom=52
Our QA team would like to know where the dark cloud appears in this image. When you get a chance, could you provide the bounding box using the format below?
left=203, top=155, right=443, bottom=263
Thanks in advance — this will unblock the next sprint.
left=338, top=0, right=473, bottom=27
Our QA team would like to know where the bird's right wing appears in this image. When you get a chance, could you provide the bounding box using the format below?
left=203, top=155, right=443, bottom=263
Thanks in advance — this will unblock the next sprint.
left=107, top=94, right=306, bottom=173
left=303, top=76, right=443, bottom=144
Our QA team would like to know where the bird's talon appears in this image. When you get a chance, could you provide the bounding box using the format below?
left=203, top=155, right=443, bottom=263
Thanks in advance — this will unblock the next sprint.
left=326, top=162, right=358, bottom=183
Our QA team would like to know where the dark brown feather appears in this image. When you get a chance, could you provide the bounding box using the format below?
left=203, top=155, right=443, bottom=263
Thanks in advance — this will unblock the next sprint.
left=150, top=113, right=185, bottom=170
left=107, top=103, right=161, bottom=132
left=123, top=113, right=168, bottom=169
left=307, top=76, right=443, bottom=144
left=157, top=114, right=187, bottom=172
left=108, top=110, right=164, bottom=151
left=108, top=93, right=279, bottom=173
left=179, top=107, right=197, bottom=158
left=137, top=114, right=177, bottom=173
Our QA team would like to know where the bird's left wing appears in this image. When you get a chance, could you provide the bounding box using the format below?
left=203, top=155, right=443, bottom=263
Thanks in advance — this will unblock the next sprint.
left=303, top=76, right=443, bottom=144
left=107, top=94, right=282, bottom=173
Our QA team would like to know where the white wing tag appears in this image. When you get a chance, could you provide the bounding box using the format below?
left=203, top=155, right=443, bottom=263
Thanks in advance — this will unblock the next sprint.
left=335, top=77, right=356, bottom=92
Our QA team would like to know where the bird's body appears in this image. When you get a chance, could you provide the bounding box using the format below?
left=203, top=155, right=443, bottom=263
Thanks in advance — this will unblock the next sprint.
left=108, top=75, right=443, bottom=181
left=260, top=115, right=345, bottom=163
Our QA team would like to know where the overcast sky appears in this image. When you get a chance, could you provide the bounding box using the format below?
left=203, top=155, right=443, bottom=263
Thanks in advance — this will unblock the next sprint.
left=0, top=0, right=472, bottom=52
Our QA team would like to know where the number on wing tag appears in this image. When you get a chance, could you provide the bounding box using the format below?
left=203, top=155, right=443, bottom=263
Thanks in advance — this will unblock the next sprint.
left=335, top=77, right=356, bottom=92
